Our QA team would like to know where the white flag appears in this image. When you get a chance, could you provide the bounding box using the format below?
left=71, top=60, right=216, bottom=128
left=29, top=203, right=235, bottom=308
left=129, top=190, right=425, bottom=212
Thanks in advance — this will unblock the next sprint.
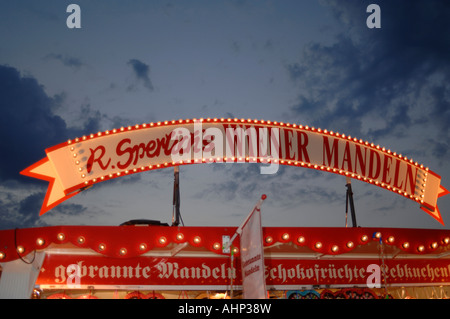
left=240, top=195, right=267, bottom=299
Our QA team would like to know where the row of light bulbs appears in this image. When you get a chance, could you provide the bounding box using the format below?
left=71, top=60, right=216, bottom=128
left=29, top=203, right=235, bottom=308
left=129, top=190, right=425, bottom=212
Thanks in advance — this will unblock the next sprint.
left=66, top=118, right=430, bottom=205
left=66, top=117, right=429, bottom=171
left=0, top=232, right=232, bottom=260
left=262, top=231, right=450, bottom=254
left=2, top=231, right=448, bottom=261
left=74, top=156, right=428, bottom=205
left=81, top=162, right=427, bottom=208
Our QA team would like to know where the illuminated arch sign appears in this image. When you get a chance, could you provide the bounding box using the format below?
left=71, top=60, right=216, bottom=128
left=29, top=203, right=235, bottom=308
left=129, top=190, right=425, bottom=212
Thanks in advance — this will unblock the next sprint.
left=21, top=118, right=448, bottom=224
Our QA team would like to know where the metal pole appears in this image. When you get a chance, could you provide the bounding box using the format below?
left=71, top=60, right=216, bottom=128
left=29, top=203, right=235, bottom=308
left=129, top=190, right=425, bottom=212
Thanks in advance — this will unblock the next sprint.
left=172, top=166, right=181, bottom=226
left=346, top=177, right=357, bottom=227
left=345, top=185, right=349, bottom=228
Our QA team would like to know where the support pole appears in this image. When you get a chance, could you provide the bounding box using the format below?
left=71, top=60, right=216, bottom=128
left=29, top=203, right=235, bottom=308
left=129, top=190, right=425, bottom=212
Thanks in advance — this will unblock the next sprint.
left=172, top=166, right=182, bottom=226
left=346, top=177, right=357, bottom=228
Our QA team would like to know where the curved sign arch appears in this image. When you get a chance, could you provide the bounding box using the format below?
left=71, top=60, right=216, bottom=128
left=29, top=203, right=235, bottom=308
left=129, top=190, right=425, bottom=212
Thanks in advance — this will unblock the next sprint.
left=21, top=118, right=448, bottom=224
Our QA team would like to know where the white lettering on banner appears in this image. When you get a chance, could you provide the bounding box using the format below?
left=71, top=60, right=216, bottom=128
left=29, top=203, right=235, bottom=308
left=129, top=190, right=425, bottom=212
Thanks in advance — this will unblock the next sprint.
left=156, top=261, right=235, bottom=280
left=55, top=261, right=152, bottom=283
left=384, top=263, right=450, bottom=282
left=53, top=260, right=237, bottom=285
left=262, top=263, right=450, bottom=285
left=45, top=258, right=450, bottom=287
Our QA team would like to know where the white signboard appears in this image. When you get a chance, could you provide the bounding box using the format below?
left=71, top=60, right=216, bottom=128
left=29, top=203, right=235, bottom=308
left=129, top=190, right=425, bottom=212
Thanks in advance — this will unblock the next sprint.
left=240, top=199, right=266, bottom=299
left=21, top=118, right=448, bottom=224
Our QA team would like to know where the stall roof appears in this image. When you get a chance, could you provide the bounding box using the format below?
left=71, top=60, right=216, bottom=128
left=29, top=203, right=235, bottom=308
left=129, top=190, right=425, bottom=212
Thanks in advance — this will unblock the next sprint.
left=1, top=225, right=450, bottom=262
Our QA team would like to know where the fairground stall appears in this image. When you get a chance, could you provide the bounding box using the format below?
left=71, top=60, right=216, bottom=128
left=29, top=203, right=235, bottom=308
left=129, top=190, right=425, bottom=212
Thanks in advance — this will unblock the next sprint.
left=1, top=118, right=449, bottom=299
left=1, top=224, right=450, bottom=299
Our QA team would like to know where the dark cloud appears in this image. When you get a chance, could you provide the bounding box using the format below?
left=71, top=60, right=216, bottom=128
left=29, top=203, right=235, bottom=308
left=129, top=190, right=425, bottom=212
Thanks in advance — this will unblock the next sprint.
left=44, top=53, right=85, bottom=70
left=286, top=0, right=450, bottom=159
left=0, top=192, right=47, bottom=230
left=281, top=0, right=450, bottom=228
left=0, top=65, right=103, bottom=229
left=0, top=65, right=68, bottom=182
left=0, top=192, right=91, bottom=230
left=50, top=202, right=87, bottom=216
left=17, top=193, right=45, bottom=226
left=127, top=59, right=154, bottom=91
left=70, top=103, right=103, bottom=137
left=0, top=65, right=102, bottom=182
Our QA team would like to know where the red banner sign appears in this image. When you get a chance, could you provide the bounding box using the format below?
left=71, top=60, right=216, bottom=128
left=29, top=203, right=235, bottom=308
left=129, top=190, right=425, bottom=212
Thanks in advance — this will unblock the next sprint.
left=21, top=118, right=448, bottom=223
left=36, top=254, right=450, bottom=288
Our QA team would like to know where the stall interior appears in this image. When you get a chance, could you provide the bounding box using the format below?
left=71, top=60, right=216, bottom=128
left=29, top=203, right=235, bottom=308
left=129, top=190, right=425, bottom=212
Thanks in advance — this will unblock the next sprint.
left=34, top=286, right=450, bottom=299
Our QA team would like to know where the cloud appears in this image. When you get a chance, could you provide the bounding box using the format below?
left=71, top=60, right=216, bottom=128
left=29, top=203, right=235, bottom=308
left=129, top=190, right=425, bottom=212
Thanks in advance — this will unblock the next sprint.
left=192, top=162, right=343, bottom=211
left=0, top=65, right=104, bottom=182
left=0, top=63, right=163, bottom=229
left=69, top=103, right=103, bottom=137
left=286, top=0, right=450, bottom=162
left=192, top=0, right=450, bottom=228
left=17, top=193, right=46, bottom=226
left=279, top=0, right=450, bottom=227
left=44, top=53, right=85, bottom=70
left=0, top=65, right=68, bottom=182
left=0, top=64, right=103, bottom=229
left=127, top=59, right=154, bottom=91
